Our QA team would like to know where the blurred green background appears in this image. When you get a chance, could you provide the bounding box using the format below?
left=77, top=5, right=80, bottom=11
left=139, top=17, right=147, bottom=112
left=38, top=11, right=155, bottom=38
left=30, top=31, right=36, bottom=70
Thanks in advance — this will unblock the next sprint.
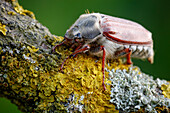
left=0, top=0, right=170, bottom=112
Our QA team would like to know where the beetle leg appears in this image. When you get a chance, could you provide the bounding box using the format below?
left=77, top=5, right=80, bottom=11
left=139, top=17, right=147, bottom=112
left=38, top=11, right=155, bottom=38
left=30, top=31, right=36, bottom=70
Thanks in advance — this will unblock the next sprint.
left=52, top=39, right=67, bottom=53
left=74, top=43, right=83, bottom=51
left=115, top=48, right=132, bottom=64
left=126, top=49, right=132, bottom=64
left=72, top=43, right=83, bottom=58
left=60, top=45, right=90, bottom=70
left=71, top=43, right=78, bottom=49
left=99, top=46, right=106, bottom=91
left=90, top=45, right=106, bottom=90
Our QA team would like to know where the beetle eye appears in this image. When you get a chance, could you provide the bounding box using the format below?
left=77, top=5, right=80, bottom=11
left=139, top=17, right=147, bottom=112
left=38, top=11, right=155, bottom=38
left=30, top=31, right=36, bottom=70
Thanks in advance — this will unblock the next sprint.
left=75, top=33, right=81, bottom=38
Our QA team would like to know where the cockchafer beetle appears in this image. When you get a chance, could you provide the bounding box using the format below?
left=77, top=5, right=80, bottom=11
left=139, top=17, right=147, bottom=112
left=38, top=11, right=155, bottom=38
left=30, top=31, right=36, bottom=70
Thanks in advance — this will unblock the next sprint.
left=53, top=13, right=154, bottom=90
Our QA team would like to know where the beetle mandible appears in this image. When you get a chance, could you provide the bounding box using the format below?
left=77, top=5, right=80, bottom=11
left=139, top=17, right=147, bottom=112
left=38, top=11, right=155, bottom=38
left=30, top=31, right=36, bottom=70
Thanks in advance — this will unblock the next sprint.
left=53, top=13, right=154, bottom=90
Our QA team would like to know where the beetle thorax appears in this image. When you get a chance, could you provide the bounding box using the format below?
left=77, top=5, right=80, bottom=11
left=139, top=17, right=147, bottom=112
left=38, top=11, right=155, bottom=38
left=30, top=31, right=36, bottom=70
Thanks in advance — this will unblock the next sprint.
left=89, top=35, right=122, bottom=59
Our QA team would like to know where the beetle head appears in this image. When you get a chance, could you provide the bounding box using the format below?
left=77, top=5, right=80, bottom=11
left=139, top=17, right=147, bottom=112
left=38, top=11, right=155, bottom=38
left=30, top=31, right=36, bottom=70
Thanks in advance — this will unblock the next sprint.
left=64, top=25, right=83, bottom=45
left=64, top=14, right=101, bottom=44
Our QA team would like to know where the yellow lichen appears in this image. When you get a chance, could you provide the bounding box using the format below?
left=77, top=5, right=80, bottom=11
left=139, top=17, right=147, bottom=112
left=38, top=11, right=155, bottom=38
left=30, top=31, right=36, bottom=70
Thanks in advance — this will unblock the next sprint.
left=4, top=35, right=166, bottom=112
left=27, top=46, right=39, bottom=53
left=52, top=40, right=132, bottom=112
left=50, top=36, right=64, bottom=46
left=0, top=22, right=7, bottom=36
left=53, top=36, right=64, bottom=42
left=0, top=36, right=127, bottom=112
left=161, top=82, right=170, bottom=99
left=7, top=11, right=17, bottom=15
left=12, top=1, right=35, bottom=19
left=155, top=106, right=169, bottom=113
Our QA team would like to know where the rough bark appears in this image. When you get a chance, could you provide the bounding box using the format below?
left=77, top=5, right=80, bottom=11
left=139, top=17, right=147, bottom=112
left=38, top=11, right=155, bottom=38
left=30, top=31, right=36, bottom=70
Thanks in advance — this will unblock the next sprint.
left=0, top=0, right=169, bottom=113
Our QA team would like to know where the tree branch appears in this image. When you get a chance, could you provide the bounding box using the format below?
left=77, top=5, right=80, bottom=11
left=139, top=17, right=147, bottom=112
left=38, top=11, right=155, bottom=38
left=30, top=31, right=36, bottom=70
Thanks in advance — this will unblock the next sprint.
left=0, top=0, right=169, bottom=112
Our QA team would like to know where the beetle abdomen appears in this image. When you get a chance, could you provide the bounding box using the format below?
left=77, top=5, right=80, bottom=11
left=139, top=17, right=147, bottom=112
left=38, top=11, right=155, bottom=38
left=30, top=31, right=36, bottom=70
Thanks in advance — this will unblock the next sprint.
left=115, top=43, right=153, bottom=61
left=128, top=45, right=153, bottom=60
left=89, top=37, right=153, bottom=62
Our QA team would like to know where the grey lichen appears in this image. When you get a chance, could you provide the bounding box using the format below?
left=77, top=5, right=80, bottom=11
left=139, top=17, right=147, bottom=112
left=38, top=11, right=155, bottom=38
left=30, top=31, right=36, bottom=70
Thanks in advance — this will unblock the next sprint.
left=0, top=0, right=53, bottom=54
left=108, top=66, right=170, bottom=112
left=65, top=94, right=84, bottom=113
